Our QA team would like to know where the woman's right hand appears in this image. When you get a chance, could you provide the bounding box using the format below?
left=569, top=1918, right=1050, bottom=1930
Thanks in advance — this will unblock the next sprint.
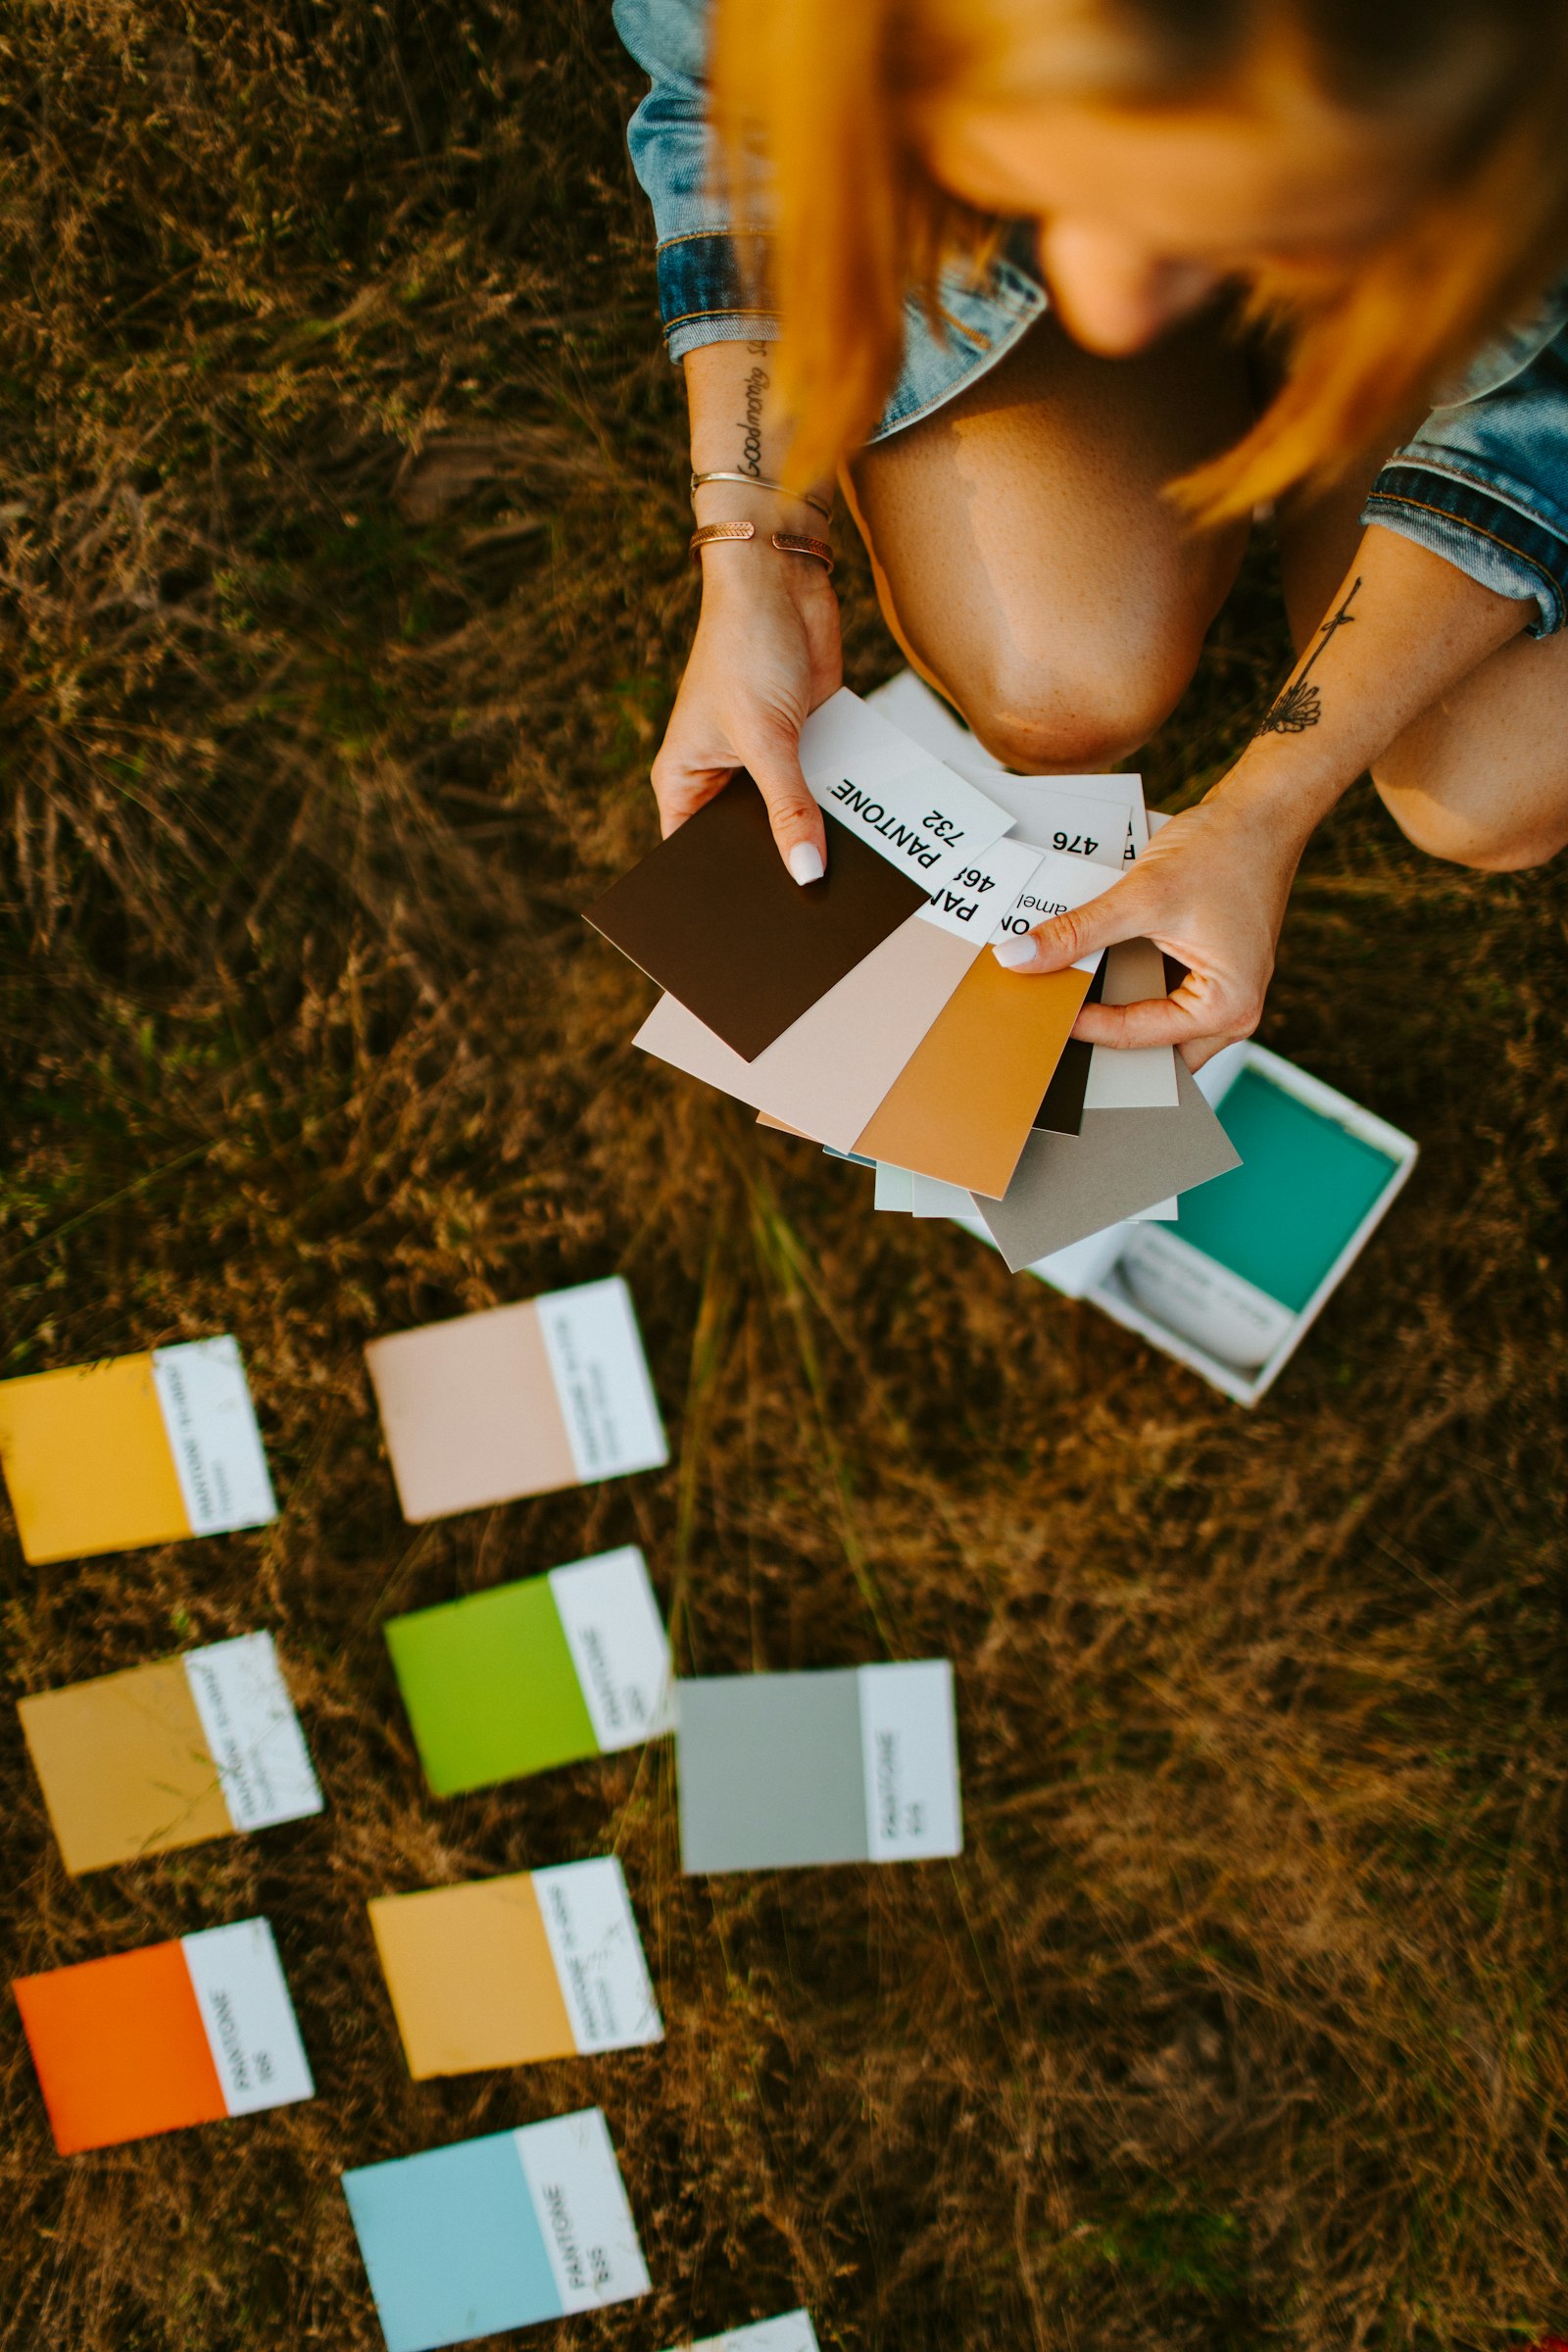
left=651, top=528, right=842, bottom=883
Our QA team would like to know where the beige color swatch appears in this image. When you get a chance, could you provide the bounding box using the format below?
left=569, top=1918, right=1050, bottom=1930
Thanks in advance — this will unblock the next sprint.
left=855, top=960, right=1091, bottom=1199
left=364, top=1302, right=575, bottom=1522
left=0, top=1355, right=190, bottom=1566
left=19, top=1660, right=229, bottom=1875
left=368, top=1874, right=574, bottom=2078
left=635, top=913, right=978, bottom=1152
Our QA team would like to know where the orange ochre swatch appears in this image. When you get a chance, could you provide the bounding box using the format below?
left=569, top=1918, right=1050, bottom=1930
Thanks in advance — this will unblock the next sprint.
left=13, top=1940, right=225, bottom=2154
left=854, top=959, right=1092, bottom=1199
left=368, top=1874, right=575, bottom=2079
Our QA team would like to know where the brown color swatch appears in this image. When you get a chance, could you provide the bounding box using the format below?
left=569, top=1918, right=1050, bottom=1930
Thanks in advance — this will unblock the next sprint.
left=634, top=913, right=978, bottom=1152
left=583, top=773, right=927, bottom=1061
left=855, top=961, right=1091, bottom=1200
left=368, top=1875, right=574, bottom=2078
left=19, top=1659, right=228, bottom=1875
left=365, top=1301, right=575, bottom=1522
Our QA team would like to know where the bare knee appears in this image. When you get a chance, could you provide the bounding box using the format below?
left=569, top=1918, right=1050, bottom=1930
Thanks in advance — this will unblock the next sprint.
left=946, top=639, right=1193, bottom=773
left=1372, top=761, right=1568, bottom=872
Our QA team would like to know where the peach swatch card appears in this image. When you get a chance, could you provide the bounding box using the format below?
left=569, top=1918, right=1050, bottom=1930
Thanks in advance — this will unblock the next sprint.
left=14, top=1918, right=314, bottom=2154
left=0, top=1335, right=276, bottom=1566
left=365, top=1277, right=666, bottom=1522
left=370, top=1855, right=662, bottom=2080
left=19, top=1632, right=322, bottom=1876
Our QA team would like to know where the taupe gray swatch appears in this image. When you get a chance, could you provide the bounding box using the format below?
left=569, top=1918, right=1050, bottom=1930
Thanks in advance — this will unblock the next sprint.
left=973, top=1060, right=1241, bottom=1272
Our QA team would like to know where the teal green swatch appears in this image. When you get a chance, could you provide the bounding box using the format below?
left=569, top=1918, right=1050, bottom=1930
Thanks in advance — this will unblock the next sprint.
left=1174, top=1068, right=1399, bottom=1312
left=384, top=1576, right=598, bottom=1795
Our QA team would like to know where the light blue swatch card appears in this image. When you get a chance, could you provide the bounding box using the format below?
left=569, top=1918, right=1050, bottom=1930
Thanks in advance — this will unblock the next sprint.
left=342, top=2111, right=649, bottom=2352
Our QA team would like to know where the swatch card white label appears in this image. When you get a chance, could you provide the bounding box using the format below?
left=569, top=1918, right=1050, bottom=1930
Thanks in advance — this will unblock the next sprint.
left=535, top=1278, right=668, bottom=1483
left=857, top=1661, right=962, bottom=1863
left=1118, top=1226, right=1298, bottom=1372
left=917, top=836, right=1044, bottom=942
left=182, top=1633, right=323, bottom=1835
left=533, top=1857, right=663, bottom=2054
left=992, top=847, right=1120, bottom=973
left=180, top=1920, right=314, bottom=2115
left=549, top=1547, right=674, bottom=1749
left=513, top=2110, right=651, bottom=2315
left=799, top=690, right=1014, bottom=886
left=680, top=2317, right=822, bottom=2352
left=149, top=1337, right=276, bottom=1537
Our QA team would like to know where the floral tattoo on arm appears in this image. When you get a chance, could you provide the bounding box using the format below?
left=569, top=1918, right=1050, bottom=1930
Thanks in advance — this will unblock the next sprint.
left=1256, top=575, right=1363, bottom=735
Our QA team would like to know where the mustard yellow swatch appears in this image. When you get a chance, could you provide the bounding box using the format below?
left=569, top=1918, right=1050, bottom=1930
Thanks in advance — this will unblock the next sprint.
left=0, top=1355, right=189, bottom=1565
left=368, top=1874, right=575, bottom=2078
left=19, top=1658, right=229, bottom=1875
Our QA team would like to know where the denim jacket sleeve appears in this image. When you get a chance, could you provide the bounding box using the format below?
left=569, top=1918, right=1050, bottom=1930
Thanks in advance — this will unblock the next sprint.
left=1363, top=280, right=1568, bottom=636
left=612, top=0, right=1048, bottom=405
left=612, top=0, right=778, bottom=362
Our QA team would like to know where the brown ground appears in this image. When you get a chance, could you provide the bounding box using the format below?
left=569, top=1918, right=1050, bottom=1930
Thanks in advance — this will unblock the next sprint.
left=1, top=4, right=1565, bottom=2347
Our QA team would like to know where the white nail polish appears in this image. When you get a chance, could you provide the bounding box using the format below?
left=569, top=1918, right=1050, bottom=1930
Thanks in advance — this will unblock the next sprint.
left=992, top=932, right=1037, bottom=968
left=788, top=841, right=825, bottom=886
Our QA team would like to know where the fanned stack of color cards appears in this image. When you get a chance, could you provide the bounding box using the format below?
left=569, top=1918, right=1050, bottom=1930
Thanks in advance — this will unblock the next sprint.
left=588, top=667, right=1419, bottom=1403
left=586, top=685, right=1124, bottom=1202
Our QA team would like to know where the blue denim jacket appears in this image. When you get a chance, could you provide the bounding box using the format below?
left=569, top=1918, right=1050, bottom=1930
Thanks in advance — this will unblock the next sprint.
left=615, top=0, right=1568, bottom=633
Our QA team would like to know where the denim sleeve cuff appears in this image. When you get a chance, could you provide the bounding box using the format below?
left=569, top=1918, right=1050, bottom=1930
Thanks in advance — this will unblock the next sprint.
left=656, top=230, right=776, bottom=361
left=1362, top=460, right=1566, bottom=637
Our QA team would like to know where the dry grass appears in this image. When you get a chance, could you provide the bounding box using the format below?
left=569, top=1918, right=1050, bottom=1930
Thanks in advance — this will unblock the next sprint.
left=1, top=4, right=1566, bottom=2346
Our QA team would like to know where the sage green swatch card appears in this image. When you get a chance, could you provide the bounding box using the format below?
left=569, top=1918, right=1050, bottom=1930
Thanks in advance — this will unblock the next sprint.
left=385, top=1547, right=671, bottom=1796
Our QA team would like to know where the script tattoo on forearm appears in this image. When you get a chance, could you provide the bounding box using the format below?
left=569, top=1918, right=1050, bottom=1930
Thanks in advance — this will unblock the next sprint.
left=738, top=340, right=769, bottom=478
left=1256, top=575, right=1363, bottom=735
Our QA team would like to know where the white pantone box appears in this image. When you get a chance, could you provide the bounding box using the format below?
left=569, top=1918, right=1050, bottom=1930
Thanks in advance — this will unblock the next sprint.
left=956, top=1041, right=1418, bottom=1406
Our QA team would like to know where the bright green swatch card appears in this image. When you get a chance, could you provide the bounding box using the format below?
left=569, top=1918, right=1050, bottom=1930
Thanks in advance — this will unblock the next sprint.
left=1174, top=1068, right=1400, bottom=1313
left=384, top=1546, right=672, bottom=1795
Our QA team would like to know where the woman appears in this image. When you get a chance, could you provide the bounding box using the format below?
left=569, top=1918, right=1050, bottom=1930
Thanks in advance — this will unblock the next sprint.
left=613, top=0, right=1568, bottom=1065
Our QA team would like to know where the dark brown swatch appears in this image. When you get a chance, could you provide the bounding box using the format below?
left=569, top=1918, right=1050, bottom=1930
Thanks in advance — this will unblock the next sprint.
left=582, top=773, right=928, bottom=1062
left=1033, top=960, right=1104, bottom=1137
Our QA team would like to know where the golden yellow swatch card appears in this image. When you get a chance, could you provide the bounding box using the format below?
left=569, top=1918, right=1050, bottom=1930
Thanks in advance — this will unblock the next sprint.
left=0, top=1337, right=275, bottom=1564
left=369, top=1858, right=662, bottom=2080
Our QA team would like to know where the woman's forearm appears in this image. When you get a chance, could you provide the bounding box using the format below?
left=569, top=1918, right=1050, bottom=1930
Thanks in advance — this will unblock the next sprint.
left=683, top=339, right=834, bottom=535
left=1217, top=523, right=1528, bottom=842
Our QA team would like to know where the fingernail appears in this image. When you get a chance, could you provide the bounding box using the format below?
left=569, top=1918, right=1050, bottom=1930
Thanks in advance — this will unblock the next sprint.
left=788, top=842, right=825, bottom=886
left=992, top=932, right=1038, bottom=969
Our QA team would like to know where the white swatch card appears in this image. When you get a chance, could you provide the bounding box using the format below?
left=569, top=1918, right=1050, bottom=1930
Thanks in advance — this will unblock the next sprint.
left=149, top=1337, right=276, bottom=1537
left=548, top=1545, right=675, bottom=1747
left=535, top=1277, right=668, bottom=1483
left=182, top=1632, right=323, bottom=1834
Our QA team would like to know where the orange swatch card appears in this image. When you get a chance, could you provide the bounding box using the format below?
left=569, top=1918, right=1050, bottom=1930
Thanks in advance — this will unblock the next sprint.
left=369, top=1857, right=662, bottom=2080
left=14, top=1919, right=314, bottom=2154
left=0, top=1337, right=275, bottom=1566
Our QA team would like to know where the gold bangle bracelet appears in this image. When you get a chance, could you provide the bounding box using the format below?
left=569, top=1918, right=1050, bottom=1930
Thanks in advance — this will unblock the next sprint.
left=690, top=469, right=833, bottom=521
left=689, top=521, right=834, bottom=573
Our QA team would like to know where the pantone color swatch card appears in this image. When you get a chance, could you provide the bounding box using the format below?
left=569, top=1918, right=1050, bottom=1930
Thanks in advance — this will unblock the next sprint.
left=586, top=689, right=1016, bottom=1063
left=635, top=830, right=1045, bottom=1155
left=19, top=1631, right=322, bottom=1875
left=369, top=1855, right=662, bottom=2078
left=0, top=1336, right=275, bottom=1566
left=385, top=1546, right=672, bottom=1795
left=677, top=1661, right=961, bottom=1873
left=13, top=1918, right=313, bottom=2154
left=671, top=2319, right=820, bottom=2352
left=343, top=2110, right=650, bottom=2352
left=366, top=1277, right=665, bottom=1522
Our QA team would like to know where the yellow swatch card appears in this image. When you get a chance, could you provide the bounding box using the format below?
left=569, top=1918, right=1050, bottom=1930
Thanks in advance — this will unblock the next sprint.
left=368, top=1857, right=662, bottom=2080
left=0, top=1337, right=275, bottom=1565
left=20, top=1633, right=322, bottom=1875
